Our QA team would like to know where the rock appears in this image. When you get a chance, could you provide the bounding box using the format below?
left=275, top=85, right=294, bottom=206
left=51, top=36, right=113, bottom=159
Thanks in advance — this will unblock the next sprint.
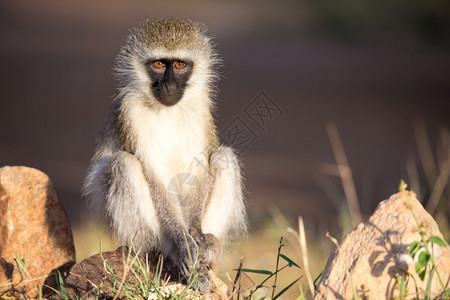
left=314, top=191, right=450, bottom=300
left=0, top=166, right=75, bottom=298
left=51, top=246, right=229, bottom=299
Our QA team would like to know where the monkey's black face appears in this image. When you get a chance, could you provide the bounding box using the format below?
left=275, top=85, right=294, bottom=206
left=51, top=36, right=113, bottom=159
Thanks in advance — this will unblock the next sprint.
left=146, top=59, right=194, bottom=107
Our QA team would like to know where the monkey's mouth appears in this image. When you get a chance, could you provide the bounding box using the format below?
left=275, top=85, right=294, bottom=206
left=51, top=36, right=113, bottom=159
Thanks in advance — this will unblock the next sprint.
left=156, top=95, right=182, bottom=107
left=152, top=84, right=184, bottom=107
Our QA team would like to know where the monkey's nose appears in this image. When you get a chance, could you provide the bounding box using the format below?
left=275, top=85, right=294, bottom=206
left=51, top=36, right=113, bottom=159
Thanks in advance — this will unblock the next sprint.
left=163, top=82, right=177, bottom=94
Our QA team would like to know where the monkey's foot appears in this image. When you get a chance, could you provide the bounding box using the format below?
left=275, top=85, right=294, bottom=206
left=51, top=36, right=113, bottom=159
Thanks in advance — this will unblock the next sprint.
left=189, top=266, right=215, bottom=293
left=177, top=232, right=199, bottom=276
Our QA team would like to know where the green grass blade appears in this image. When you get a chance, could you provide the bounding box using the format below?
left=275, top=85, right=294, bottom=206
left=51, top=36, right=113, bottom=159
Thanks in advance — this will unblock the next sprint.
left=236, top=268, right=272, bottom=275
left=279, top=253, right=301, bottom=268
left=297, top=282, right=307, bottom=300
left=425, top=266, right=435, bottom=300
left=44, top=285, right=62, bottom=298
left=313, top=270, right=323, bottom=291
left=273, top=276, right=302, bottom=300
left=130, top=266, right=145, bottom=293
left=58, top=272, right=68, bottom=297
left=14, top=255, right=26, bottom=281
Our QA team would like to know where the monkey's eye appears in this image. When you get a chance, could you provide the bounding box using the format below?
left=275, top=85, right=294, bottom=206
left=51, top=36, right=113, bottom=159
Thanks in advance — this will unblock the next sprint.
left=152, top=61, right=165, bottom=69
left=174, top=61, right=186, bottom=69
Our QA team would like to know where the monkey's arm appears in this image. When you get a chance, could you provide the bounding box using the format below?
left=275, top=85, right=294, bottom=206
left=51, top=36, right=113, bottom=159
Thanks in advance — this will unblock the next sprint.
left=143, top=174, right=217, bottom=293
left=185, top=170, right=221, bottom=267
left=141, top=168, right=203, bottom=276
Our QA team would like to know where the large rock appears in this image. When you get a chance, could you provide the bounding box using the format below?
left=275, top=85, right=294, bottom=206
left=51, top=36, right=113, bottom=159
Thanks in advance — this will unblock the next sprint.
left=315, top=191, right=450, bottom=299
left=51, top=246, right=229, bottom=299
left=0, top=166, right=75, bottom=298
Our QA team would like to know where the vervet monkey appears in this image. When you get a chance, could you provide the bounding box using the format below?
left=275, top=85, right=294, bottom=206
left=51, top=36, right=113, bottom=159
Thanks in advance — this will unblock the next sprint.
left=82, top=19, right=247, bottom=292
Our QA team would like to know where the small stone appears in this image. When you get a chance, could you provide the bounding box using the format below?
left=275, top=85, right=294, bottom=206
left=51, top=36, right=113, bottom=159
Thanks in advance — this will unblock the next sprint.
left=314, top=191, right=450, bottom=299
left=0, top=166, right=75, bottom=298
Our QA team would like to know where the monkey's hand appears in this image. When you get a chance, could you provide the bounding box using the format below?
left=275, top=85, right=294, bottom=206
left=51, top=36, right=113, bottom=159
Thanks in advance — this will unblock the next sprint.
left=177, top=232, right=214, bottom=293
left=189, top=228, right=221, bottom=267
left=191, top=231, right=220, bottom=293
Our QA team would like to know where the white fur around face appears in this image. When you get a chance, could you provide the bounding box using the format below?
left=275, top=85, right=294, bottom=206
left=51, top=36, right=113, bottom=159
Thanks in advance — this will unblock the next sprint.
left=120, top=48, right=214, bottom=108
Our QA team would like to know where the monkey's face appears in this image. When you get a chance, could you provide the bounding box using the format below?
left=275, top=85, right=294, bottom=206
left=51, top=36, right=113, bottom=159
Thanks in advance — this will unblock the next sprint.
left=115, top=20, right=218, bottom=106
left=146, top=59, right=194, bottom=107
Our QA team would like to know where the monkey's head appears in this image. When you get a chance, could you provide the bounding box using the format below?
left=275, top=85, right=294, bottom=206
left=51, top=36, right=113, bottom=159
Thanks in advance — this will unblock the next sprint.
left=115, top=19, right=219, bottom=107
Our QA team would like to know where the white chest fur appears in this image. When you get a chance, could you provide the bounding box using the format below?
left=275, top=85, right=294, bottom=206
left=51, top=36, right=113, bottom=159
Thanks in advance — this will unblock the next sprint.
left=128, top=98, right=209, bottom=187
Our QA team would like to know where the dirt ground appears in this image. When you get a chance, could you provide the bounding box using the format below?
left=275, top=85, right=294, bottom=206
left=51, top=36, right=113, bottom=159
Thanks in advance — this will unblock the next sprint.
left=0, top=0, right=449, bottom=235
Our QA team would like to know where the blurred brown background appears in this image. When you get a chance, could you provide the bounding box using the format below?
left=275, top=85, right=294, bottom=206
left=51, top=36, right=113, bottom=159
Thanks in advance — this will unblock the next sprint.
left=1, top=0, right=449, bottom=236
